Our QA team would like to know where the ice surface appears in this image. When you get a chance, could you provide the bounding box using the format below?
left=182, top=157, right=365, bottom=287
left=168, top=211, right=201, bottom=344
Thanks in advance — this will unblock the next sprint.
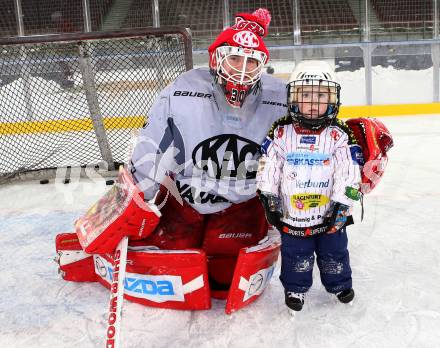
left=1, top=115, right=440, bottom=348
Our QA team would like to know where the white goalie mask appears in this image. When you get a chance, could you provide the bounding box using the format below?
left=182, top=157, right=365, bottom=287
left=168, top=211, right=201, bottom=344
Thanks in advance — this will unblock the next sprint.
left=215, top=45, right=267, bottom=85
left=211, top=45, right=267, bottom=107
left=287, top=60, right=341, bottom=130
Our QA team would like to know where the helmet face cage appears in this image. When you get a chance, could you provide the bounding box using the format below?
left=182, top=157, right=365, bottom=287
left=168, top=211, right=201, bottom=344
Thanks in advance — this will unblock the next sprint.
left=215, top=45, right=267, bottom=85
left=287, top=78, right=341, bottom=130
left=211, top=45, right=267, bottom=107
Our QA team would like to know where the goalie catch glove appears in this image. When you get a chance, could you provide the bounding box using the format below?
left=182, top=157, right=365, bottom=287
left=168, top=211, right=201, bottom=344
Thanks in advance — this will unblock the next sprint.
left=324, top=201, right=351, bottom=234
left=259, top=192, right=283, bottom=230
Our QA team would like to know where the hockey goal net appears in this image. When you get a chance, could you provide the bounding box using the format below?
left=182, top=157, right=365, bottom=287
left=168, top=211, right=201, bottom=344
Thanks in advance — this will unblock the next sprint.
left=0, top=28, right=192, bottom=182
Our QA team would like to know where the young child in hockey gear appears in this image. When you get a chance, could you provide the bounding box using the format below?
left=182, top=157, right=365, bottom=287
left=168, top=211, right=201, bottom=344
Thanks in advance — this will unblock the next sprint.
left=257, top=60, right=362, bottom=312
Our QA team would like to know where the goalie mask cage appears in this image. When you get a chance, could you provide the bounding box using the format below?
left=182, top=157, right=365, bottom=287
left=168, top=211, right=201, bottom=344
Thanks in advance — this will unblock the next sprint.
left=0, top=27, right=192, bottom=182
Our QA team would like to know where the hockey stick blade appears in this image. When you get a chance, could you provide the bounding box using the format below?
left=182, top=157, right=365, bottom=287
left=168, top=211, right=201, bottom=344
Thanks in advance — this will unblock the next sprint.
left=105, top=236, right=129, bottom=348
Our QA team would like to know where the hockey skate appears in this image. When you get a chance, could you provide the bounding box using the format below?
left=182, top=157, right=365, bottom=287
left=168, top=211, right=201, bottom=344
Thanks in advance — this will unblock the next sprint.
left=285, top=290, right=305, bottom=315
left=336, top=288, right=355, bottom=304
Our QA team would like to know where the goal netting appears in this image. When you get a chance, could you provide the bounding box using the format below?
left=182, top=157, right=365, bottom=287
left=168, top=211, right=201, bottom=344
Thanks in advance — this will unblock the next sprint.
left=0, top=28, right=192, bottom=181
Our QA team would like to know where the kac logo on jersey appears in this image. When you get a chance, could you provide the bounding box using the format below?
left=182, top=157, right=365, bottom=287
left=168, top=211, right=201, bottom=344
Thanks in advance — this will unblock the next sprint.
left=277, top=127, right=284, bottom=139
left=286, top=152, right=330, bottom=166
left=192, top=134, right=260, bottom=179
left=331, top=129, right=341, bottom=141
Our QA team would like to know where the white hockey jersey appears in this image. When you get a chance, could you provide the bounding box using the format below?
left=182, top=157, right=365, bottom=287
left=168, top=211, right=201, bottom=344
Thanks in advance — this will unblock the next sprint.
left=130, top=68, right=287, bottom=214
left=257, top=117, right=362, bottom=228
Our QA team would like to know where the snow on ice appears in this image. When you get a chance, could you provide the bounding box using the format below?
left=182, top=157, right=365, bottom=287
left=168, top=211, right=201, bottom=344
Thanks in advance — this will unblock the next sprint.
left=1, top=114, right=440, bottom=348
left=1, top=58, right=440, bottom=347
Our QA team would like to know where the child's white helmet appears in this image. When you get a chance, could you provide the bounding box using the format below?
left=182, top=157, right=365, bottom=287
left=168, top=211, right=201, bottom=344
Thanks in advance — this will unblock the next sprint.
left=287, top=60, right=341, bottom=130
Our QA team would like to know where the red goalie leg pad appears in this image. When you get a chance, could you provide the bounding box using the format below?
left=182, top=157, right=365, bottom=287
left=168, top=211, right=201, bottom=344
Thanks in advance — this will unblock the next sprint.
left=55, top=232, right=96, bottom=282
left=225, top=231, right=280, bottom=314
left=93, top=247, right=211, bottom=310
left=203, top=197, right=269, bottom=289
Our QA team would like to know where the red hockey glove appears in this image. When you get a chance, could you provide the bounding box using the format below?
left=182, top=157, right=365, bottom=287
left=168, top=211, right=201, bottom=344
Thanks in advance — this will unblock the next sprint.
left=346, top=118, right=394, bottom=194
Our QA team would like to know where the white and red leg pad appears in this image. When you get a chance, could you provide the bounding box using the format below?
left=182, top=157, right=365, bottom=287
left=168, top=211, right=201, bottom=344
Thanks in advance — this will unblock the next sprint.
left=55, top=231, right=280, bottom=313
left=225, top=230, right=281, bottom=314
left=93, top=247, right=211, bottom=310
left=55, top=232, right=96, bottom=282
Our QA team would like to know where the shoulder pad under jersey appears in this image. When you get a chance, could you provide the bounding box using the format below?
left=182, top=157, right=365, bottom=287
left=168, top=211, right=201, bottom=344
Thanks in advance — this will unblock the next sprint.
left=333, top=118, right=358, bottom=145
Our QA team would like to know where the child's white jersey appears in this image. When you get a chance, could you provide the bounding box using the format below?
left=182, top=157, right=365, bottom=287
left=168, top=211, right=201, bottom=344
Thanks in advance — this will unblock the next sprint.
left=257, top=117, right=362, bottom=228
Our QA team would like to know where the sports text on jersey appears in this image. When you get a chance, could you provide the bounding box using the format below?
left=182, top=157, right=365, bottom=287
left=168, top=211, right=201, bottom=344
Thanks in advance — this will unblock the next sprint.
left=286, top=152, right=331, bottom=166
left=173, top=90, right=212, bottom=98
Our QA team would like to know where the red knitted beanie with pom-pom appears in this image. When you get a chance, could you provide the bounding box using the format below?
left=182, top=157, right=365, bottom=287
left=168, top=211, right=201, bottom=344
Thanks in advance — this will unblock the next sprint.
left=208, top=8, right=272, bottom=64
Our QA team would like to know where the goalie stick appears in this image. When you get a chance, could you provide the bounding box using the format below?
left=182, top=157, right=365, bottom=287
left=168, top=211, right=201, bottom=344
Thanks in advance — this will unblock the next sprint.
left=105, top=236, right=128, bottom=348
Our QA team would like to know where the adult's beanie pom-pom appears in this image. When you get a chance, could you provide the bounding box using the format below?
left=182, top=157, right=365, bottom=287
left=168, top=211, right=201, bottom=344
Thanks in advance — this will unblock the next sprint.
left=252, top=8, right=271, bottom=30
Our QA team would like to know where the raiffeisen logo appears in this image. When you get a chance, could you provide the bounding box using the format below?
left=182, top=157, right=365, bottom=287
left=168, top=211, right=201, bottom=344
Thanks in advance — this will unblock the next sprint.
left=286, top=152, right=330, bottom=166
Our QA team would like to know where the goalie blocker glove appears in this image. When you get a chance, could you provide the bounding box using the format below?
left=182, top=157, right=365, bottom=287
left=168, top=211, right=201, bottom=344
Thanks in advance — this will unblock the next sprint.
left=75, top=167, right=161, bottom=254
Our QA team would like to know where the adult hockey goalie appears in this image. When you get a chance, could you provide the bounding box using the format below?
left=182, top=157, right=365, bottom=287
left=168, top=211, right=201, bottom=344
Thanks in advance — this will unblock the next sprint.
left=55, top=8, right=286, bottom=312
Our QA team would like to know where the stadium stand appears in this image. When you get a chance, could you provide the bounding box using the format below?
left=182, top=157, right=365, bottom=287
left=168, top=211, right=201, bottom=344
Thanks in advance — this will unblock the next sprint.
left=121, top=0, right=223, bottom=46
left=0, top=0, right=113, bottom=35
left=299, top=0, right=358, bottom=33
left=159, top=0, right=223, bottom=38
left=229, top=0, right=293, bottom=35
left=0, top=0, right=17, bottom=37
left=121, top=0, right=153, bottom=29
left=372, top=0, right=433, bottom=29
left=0, top=0, right=435, bottom=44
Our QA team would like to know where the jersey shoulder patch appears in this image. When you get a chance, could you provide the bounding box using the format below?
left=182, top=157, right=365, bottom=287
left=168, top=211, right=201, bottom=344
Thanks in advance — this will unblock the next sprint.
left=267, top=115, right=292, bottom=140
